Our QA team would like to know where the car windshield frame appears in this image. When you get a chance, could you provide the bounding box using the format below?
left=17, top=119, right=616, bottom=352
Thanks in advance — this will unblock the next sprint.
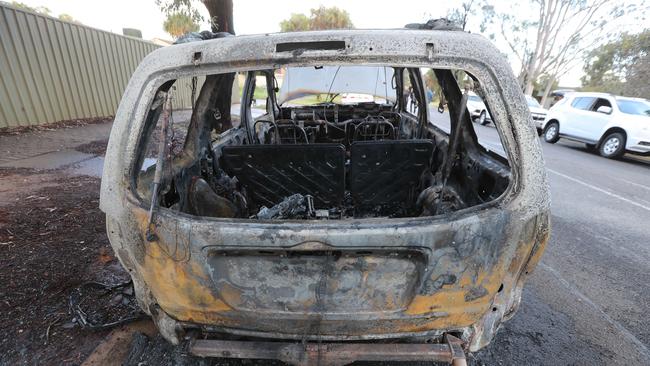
left=616, top=99, right=650, bottom=117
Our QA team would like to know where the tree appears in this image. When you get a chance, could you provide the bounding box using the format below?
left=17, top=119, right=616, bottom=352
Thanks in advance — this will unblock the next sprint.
left=447, top=0, right=477, bottom=31
left=279, top=6, right=353, bottom=32
left=623, top=56, right=650, bottom=99
left=156, top=0, right=235, bottom=139
left=156, top=0, right=234, bottom=34
left=58, top=13, right=82, bottom=24
left=5, top=1, right=84, bottom=25
left=480, top=0, right=646, bottom=105
left=582, top=30, right=650, bottom=99
left=309, top=6, right=353, bottom=30
left=280, top=13, right=310, bottom=32
left=6, top=1, right=51, bottom=15
left=163, top=12, right=200, bottom=39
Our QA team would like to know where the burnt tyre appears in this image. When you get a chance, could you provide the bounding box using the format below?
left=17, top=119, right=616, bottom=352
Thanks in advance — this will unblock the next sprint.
left=543, top=122, right=560, bottom=143
left=599, top=132, right=626, bottom=158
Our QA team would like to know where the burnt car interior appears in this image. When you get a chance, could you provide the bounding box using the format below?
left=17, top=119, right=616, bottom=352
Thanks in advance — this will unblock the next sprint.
left=134, top=65, right=510, bottom=221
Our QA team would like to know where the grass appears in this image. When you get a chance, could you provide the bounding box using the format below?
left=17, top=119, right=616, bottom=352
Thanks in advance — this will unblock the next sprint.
left=253, top=85, right=268, bottom=100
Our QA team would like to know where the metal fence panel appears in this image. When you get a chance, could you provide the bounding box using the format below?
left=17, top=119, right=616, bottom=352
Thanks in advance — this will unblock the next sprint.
left=0, top=3, right=196, bottom=129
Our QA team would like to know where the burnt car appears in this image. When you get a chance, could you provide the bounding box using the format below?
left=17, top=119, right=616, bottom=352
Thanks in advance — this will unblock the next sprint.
left=100, top=25, right=550, bottom=365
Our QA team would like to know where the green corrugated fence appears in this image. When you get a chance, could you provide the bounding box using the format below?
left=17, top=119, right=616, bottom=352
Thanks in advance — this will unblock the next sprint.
left=0, top=3, right=195, bottom=129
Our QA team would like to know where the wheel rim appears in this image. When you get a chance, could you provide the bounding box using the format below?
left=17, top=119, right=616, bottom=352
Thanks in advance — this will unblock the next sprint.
left=545, top=125, right=557, bottom=140
left=603, top=137, right=620, bottom=155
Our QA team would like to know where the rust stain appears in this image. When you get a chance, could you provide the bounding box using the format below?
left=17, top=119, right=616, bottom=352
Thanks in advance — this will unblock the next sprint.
left=132, top=209, right=233, bottom=322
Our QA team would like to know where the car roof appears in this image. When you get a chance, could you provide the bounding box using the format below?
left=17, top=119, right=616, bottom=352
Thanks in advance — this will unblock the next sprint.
left=564, top=92, right=613, bottom=99
left=135, top=29, right=507, bottom=80
left=615, top=96, right=650, bottom=103
left=562, top=92, right=650, bottom=102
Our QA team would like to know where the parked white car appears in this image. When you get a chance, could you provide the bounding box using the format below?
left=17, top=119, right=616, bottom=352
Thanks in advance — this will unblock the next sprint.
left=526, top=95, right=547, bottom=133
left=542, top=92, right=650, bottom=158
left=466, top=92, right=491, bottom=125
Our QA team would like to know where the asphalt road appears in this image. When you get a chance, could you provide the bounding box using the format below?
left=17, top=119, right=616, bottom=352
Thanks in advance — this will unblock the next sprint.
left=430, top=111, right=650, bottom=365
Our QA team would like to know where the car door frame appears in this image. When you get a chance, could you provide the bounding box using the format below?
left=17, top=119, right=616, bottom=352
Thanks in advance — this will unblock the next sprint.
left=562, top=96, right=595, bottom=137
left=574, top=97, right=614, bottom=141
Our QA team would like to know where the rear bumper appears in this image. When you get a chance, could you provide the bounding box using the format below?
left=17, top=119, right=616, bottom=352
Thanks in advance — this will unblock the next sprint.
left=108, top=198, right=550, bottom=353
left=189, top=334, right=466, bottom=366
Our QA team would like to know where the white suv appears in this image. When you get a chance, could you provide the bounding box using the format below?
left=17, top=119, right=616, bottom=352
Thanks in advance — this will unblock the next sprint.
left=542, top=92, right=650, bottom=158
left=466, top=92, right=491, bottom=125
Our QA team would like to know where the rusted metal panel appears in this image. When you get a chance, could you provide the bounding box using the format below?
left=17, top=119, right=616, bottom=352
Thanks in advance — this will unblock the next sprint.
left=190, top=334, right=466, bottom=366
left=0, top=3, right=197, bottom=129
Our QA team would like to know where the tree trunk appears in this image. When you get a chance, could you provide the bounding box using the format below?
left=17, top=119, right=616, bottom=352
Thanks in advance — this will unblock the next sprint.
left=199, top=0, right=235, bottom=136
left=524, top=79, right=535, bottom=96
left=540, top=75, right=555, bottom=108
left=202, top=0, right=234, bottom=34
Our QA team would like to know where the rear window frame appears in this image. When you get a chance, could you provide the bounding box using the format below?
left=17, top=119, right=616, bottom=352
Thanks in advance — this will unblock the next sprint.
left=122, top=55, right=527, bottom=224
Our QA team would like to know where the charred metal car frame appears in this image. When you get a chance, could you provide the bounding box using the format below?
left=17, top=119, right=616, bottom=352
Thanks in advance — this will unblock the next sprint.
left=100, top=28, right=550, bottom=365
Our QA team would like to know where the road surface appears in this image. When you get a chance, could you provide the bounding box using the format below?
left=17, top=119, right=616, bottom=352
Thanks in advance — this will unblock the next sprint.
left=430, top=111, right=650, bottom=365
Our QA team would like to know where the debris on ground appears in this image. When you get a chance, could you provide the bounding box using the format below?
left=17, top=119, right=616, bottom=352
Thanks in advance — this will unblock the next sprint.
left=0, top=170, right=129, bottom=365
left=0, top=117, right=113, bottom=136
left=69, top=281, right=146, bottom=330
left=74, top=139, right=109, bottom=156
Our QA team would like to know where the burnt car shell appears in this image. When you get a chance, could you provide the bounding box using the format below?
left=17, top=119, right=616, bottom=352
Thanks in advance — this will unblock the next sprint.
left=100, top=29, right=550, bottom=357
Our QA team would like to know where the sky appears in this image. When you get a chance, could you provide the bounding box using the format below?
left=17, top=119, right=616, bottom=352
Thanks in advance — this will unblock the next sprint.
left=18, top=0, right=457, bottom=39
left=13, top=0, right=642, bottom=87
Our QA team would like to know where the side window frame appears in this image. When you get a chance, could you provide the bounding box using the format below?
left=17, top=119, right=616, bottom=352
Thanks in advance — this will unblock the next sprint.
left=571, top=97, right=597, bottom=111
left=589, top=97, right=613, bottom=114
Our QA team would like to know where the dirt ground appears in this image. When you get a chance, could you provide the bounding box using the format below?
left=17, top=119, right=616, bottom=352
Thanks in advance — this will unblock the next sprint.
left=0, top=135, right=138, bottom=365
